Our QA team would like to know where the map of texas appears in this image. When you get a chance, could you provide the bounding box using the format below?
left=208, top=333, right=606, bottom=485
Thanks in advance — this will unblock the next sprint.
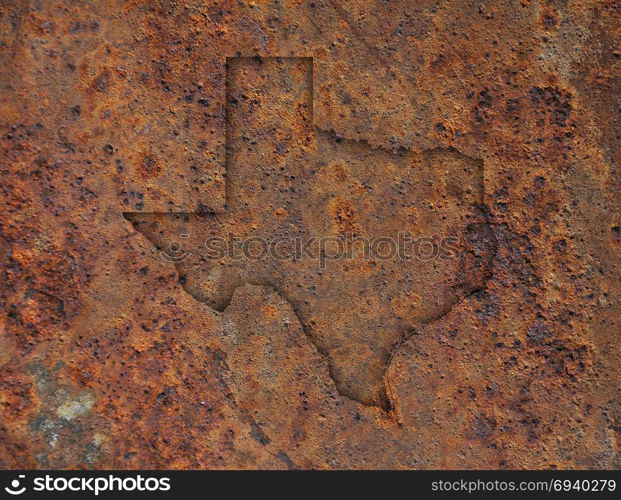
left=125, top=57, right=496, bottom=409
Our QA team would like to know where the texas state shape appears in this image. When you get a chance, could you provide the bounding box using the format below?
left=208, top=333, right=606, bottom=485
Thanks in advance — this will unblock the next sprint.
left=125, top=57, right=496, bottom=409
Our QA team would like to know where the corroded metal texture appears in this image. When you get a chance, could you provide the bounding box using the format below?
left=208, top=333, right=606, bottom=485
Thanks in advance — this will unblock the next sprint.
left=1, top=0, right=620, bottom=469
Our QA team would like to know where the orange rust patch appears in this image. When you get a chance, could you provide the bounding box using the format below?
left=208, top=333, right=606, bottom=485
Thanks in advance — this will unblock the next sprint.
left=274, top=207, right=288, bottom=219
left=261, top=304, right=279, bottom=319
left=327, top=197, right=361, bottom=236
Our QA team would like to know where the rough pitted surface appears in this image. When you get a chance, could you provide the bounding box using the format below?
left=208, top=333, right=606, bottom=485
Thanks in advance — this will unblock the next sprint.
left=1, top=0, right=619, bottom=469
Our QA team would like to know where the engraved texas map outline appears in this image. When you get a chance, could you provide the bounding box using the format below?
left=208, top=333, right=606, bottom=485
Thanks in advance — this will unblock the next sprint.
left=125, top=57, right=496, bottom=410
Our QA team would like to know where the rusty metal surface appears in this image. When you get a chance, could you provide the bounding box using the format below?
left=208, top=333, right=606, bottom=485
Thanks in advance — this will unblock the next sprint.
left=0, top=0, right=620, bottom=469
